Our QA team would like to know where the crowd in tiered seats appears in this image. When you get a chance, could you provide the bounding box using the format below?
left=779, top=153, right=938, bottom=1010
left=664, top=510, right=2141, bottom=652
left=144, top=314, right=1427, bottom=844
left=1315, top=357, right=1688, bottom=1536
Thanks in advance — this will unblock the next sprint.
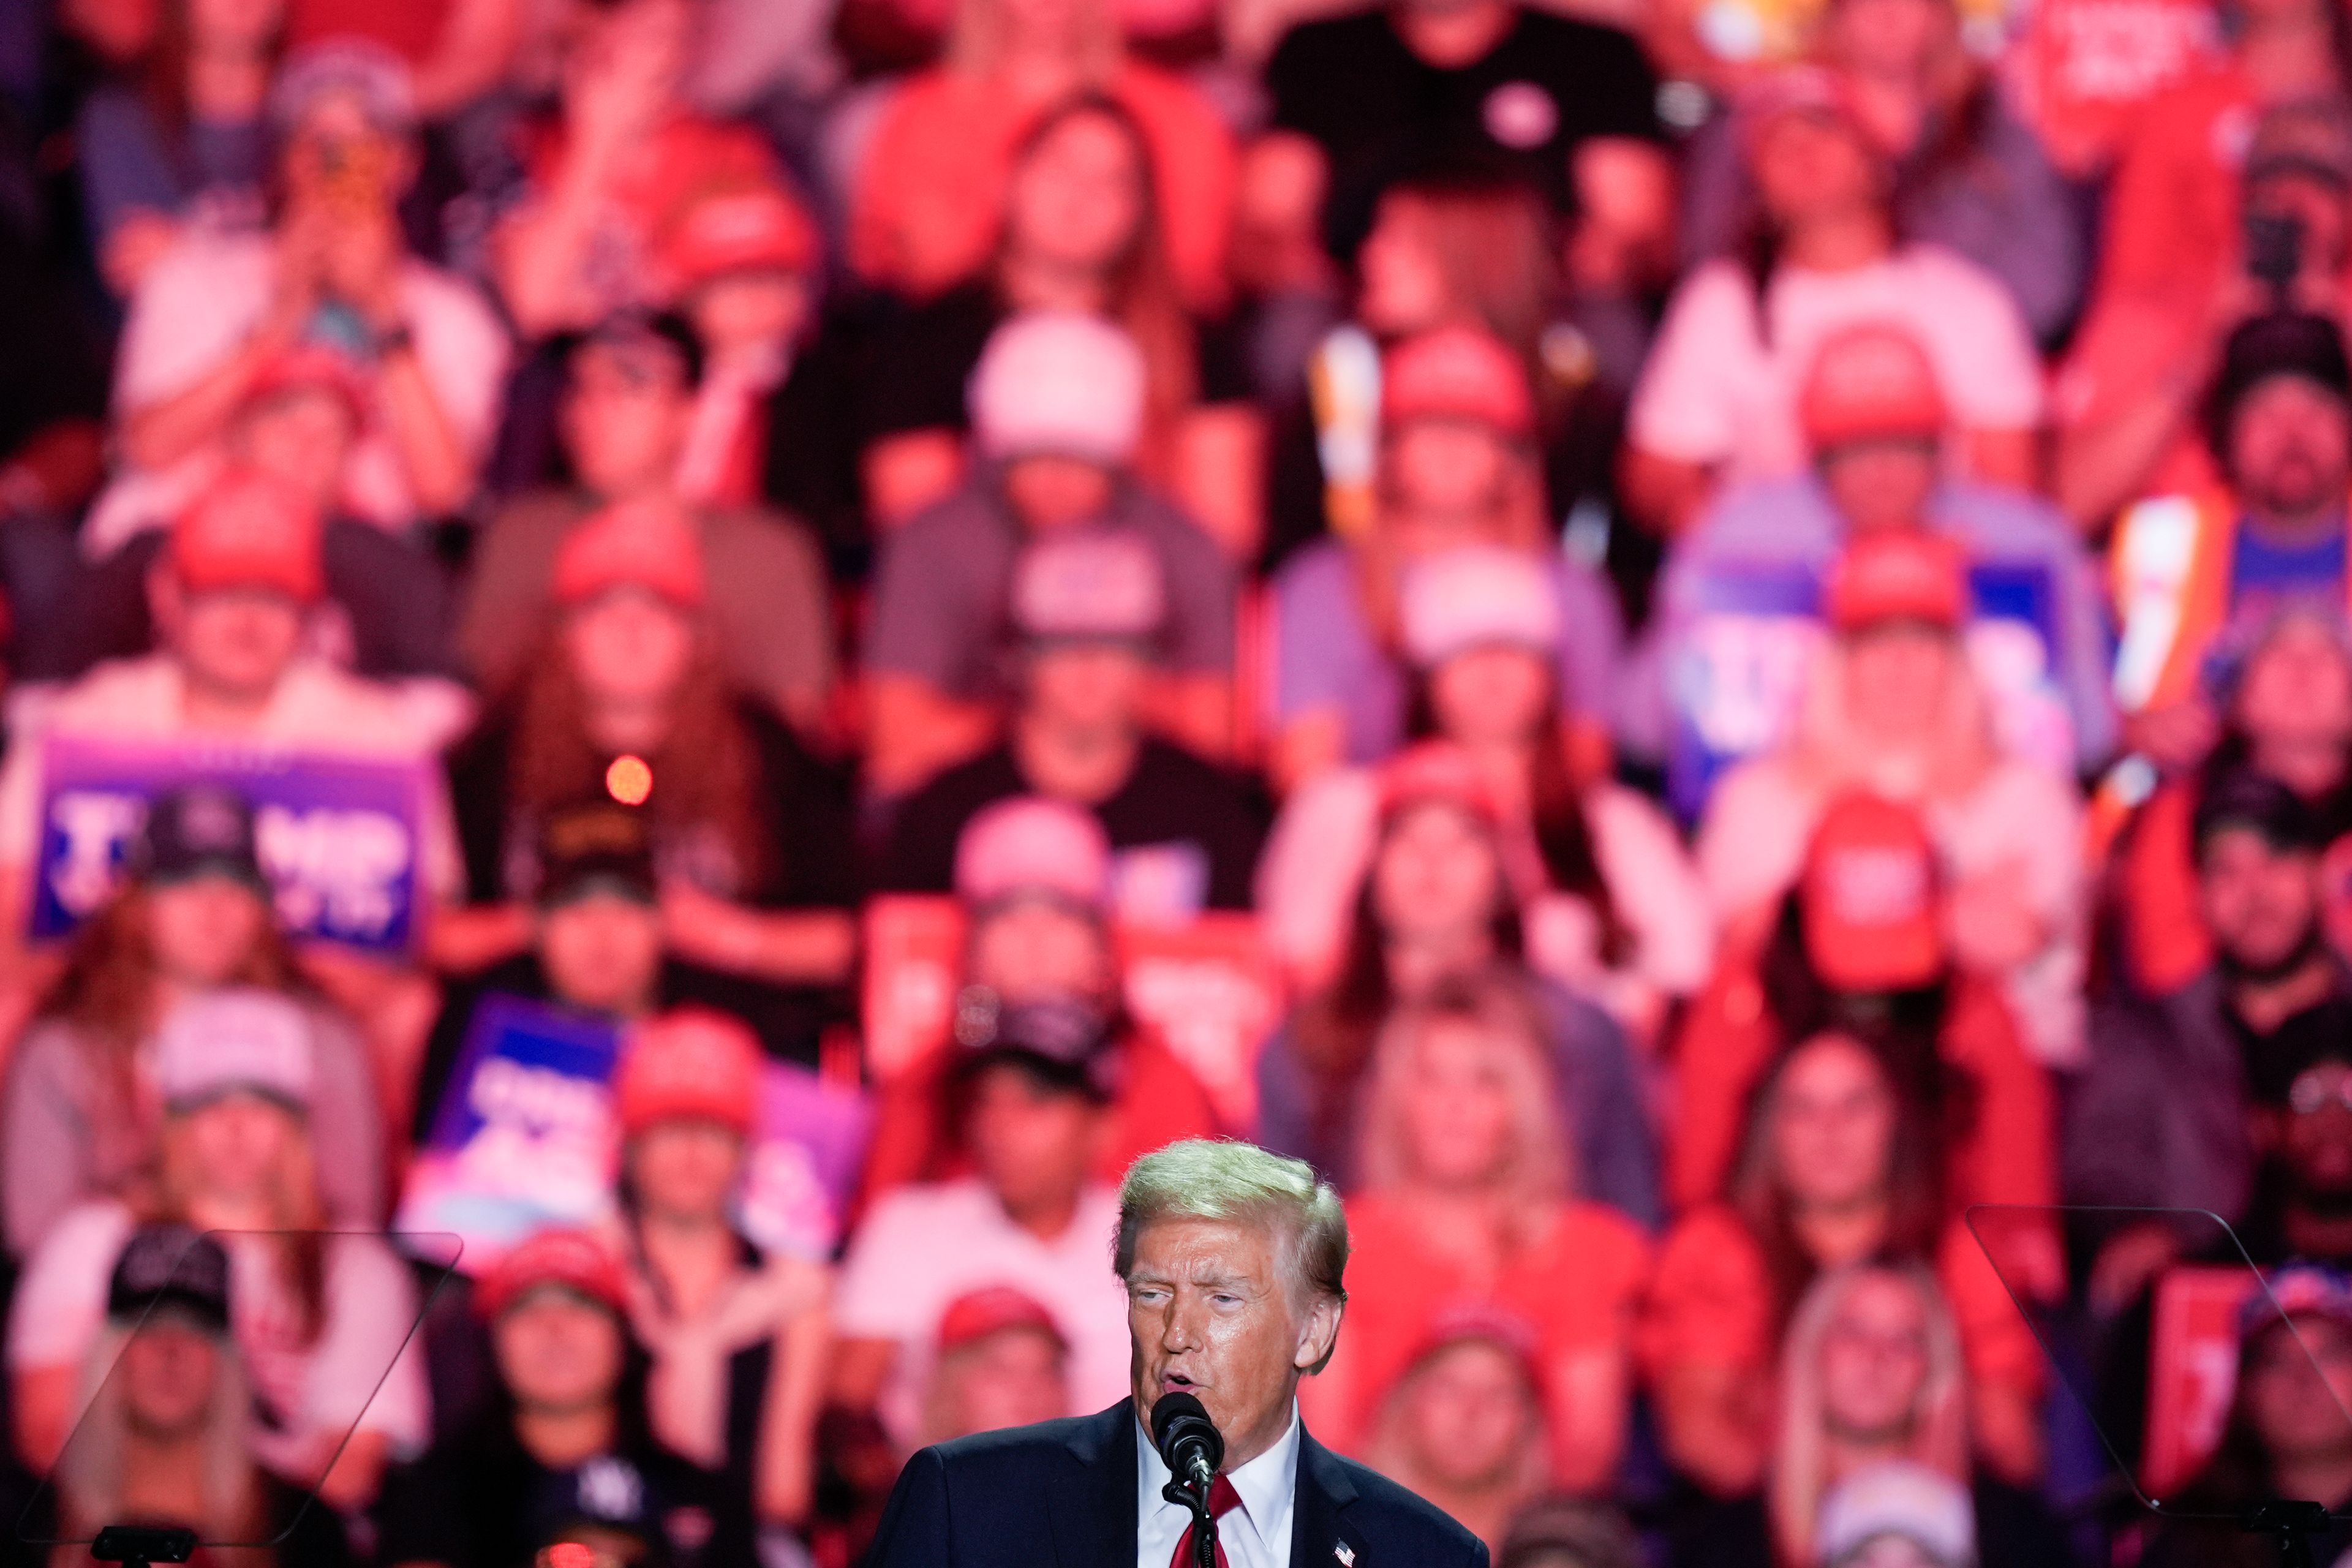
left=0, top=0, right=2348, bottom=1562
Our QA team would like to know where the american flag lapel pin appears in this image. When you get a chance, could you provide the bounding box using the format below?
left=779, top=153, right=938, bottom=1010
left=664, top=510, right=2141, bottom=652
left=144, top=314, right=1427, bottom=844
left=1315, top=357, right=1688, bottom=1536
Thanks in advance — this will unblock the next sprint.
left=1335, top=1546, right=1355, bottom=1567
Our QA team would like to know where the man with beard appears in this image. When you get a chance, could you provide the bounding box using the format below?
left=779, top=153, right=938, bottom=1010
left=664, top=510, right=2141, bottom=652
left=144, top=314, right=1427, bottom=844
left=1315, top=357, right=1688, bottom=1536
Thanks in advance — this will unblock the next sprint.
left=2070, top=769, right=2352, bottom=1309
left=2110, top=312, right=2352, bottom=771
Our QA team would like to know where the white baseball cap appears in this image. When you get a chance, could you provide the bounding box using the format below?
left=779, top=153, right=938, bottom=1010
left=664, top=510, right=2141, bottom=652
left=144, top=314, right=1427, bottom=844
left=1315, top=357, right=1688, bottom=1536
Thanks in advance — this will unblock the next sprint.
left=1400, top=545, right=1562, bottom=668
left=968, top=311, right=1147, bottom=466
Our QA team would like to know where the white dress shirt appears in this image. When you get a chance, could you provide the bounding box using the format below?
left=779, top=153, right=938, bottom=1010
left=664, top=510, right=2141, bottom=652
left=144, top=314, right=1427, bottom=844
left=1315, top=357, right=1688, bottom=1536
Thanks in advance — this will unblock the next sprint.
left=1136, top=1404, right=1300, bottom=1568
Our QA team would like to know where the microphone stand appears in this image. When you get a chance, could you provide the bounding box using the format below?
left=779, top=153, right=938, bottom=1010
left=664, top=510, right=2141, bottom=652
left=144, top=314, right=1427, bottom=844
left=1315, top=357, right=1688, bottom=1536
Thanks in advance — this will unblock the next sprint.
left=1163, top=1460, right=1219, bottom=1568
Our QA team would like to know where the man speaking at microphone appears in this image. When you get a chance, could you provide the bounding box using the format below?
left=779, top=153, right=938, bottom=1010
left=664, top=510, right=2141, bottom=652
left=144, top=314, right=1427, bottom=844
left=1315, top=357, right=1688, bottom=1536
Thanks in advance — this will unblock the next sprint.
left=867, top=1138, right=1487, bottom=1566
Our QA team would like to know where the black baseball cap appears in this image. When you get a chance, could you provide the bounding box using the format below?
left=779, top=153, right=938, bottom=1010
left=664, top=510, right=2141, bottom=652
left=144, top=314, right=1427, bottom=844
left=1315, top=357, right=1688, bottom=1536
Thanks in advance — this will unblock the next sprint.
left=2193, top=767, right=2331, bottom=858
left=537, top=801, right=658, bottom=909
left=129, top=785, right=268, bottom=892
left=951, top=993, right=1121, bottom=1104
left=2206, top=311, right=2352, bottom=459
left=107, top=1224, right=232, bottom=1336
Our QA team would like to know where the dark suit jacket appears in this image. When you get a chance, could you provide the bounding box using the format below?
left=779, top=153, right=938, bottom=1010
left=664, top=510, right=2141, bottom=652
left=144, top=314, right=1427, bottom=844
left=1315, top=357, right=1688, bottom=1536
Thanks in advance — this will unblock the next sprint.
left=867, top=1398, right=1488, bottom=1567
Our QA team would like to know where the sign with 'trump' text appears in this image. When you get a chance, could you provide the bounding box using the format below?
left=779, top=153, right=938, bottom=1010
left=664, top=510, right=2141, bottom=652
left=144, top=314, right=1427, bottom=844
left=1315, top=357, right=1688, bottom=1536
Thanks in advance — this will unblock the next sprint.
left=32, top=736, right=428, bottom=952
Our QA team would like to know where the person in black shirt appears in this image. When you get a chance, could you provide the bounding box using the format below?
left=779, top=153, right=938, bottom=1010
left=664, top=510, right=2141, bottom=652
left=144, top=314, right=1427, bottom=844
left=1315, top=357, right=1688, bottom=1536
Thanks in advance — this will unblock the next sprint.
left=42, top=1225, right=350, bottom=1568
left=413, top=801, right=833, bottom=1148
left=2071, top=772, right=2352, bottom=1310
left=376, top=1227, right=756, bottom=1568
left=1265, top=0, right=1665, bottom=257
left=439, top=500, right=858, bottom=989
left=880, top=527, right=1264, bottom=918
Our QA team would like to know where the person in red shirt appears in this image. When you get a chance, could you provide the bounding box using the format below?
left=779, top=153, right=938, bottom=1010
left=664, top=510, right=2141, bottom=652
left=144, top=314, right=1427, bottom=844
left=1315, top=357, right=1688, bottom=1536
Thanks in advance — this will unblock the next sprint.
left=2111, top=610, right=2352, bottom=995
left=847, top=0, right=1237, bottom=310
left=489, top=0, right=781, bottom=341
left=1302, top=970, right=1651, bottom=1493
left=1357, top=1311, right=1551, bottom=1554
left=1672, top=791, right=2055, bottom=1232
left=2059, top=94, right=2352, bottom=529
left=858, top=795, right=1219, bottom=1200
left=1644, top=1031, right=2044, bottom=1498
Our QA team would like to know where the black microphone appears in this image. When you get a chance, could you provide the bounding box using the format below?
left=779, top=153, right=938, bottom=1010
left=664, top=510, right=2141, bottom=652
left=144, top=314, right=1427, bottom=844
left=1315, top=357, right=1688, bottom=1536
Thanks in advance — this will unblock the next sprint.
left=1152, top=1390, right=1224, bottom=1495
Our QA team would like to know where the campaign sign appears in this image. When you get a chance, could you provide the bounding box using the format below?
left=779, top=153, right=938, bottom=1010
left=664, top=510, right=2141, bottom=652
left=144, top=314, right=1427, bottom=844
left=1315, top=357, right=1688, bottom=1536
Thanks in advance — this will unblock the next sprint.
left=738, top=1064, right=875, bottom=1261
left=1965, top=560, right=2075, bottom=780
left=862, top=896, right=967, bottom=1081
left=1117, top=914, right=1283, bottom=1129
left=1665, top=557, right=2073, bottom=824
left=32, top=736, right=427, bottom=952
left=397, top=996, right=624, bottom=1270
left=400, top=996, right=876, bottom=1272
left=2144, top=1265, right=2259, bottom=1496
left=1667, top=562, right=1823, bottom=823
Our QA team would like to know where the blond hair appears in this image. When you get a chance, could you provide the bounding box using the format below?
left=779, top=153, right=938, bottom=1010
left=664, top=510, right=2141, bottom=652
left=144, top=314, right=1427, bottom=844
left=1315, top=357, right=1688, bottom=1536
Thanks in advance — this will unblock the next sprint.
left=1355, top=973, right=1571, bottom=1216
left=57, top=1322, right=262, bottom=1545
left=1115, top=1140, right=1350, bottom=1319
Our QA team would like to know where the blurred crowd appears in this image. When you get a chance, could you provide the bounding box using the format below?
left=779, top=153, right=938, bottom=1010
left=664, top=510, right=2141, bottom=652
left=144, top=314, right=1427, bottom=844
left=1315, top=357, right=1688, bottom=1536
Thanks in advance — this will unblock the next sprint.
left=0, top=0, right=2345, bottom=1563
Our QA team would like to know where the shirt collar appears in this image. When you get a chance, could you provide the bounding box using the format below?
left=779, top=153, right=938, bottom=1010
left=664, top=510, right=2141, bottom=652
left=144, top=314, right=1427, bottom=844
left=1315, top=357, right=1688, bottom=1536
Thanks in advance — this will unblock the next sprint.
left=1136, top=1403, right=1302, bottom=1547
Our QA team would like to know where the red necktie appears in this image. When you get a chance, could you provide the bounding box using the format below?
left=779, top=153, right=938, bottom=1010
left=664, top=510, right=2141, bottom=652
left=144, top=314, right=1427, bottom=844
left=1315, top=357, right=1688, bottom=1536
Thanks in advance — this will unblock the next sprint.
left=1167, top=1474, right=1243, bottom=1568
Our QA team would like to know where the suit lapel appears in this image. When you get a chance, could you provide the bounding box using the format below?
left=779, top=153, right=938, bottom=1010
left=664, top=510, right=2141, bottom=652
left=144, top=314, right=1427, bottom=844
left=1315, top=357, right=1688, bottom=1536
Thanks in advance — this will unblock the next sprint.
left=1048, top=1400, right=1140, bottom=1567
left=1291, top=1428, right=1369, bottom=1568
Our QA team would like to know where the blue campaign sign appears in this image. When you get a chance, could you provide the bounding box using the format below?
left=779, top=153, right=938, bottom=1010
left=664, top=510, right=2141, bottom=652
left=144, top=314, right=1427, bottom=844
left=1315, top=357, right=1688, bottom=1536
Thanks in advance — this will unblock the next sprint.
left=1667, top=562, right=1823, bottom=823
left=32, top=736, right=428, bottom=952
left=398, top=996, right=624, bottom=1267
left=1665, top=554, right=2074, bottom=824
left=1962, top=560, right=2075, bottom=778
left=400, top=993, right=876, bottom=1271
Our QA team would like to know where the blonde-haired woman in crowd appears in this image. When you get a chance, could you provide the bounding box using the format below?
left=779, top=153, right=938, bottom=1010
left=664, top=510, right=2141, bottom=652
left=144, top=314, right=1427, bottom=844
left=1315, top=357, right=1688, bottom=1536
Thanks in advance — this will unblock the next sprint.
left=47, top=1225, right=351, bottom=1567
left=9, top=993, right=425, bottom=1511
left=1665, top=1258, right=2069, bottom=1567
left=1303, top=973, right=1650, bottom=1492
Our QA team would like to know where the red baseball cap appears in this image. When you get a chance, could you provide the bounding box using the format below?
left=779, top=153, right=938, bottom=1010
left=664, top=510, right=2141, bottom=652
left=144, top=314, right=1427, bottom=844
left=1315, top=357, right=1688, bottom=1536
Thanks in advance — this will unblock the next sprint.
left=477, top=1227, right=628, bottom=1320
left=1736, top=65, right=1869, bottom=162
left=935, top=1286, right=1067, bottom=1354
left=1800, top=324, right=1948, bottom=454
left=1799, top=793, right=1945, bottom=993
left=614, top=1008, right=765, bottom=1137
left=1377, top=742, right=1509, bottom=826
left=1381, top=326, right=1536, bottom=440
left=170, top=470, right=325, bottom=603
left=952, top=796, right=1114, bottom=912
left=552, top=499, right=706, bottom=610
left=243, top=345, right=371, bottom=424
left=1824, top=530, right=1968, bottom=632
left=663, top=183, right=819, bottom=288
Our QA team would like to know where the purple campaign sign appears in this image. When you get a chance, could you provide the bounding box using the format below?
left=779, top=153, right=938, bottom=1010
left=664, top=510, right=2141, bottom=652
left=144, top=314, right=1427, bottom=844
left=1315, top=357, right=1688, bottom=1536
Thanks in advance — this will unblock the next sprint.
left=739, top=1064, right=875, bottom=1261
left=32, top=736, right=428, bottom=952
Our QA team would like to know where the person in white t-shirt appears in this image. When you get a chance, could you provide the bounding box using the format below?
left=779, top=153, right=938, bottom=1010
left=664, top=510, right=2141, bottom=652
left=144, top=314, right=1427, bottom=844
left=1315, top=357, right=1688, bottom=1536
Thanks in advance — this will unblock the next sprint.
left=86, top=41, right=509, bottom=555
left=829, top=1002, right=1132, bottom=1455
left=0, top=470, right=468, bottom=1090
left=7, top=989, right=429, bottom=1509
left=1624, top=66, right=2044, bottom=537
left=0, top=469, right=469, bottom=920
